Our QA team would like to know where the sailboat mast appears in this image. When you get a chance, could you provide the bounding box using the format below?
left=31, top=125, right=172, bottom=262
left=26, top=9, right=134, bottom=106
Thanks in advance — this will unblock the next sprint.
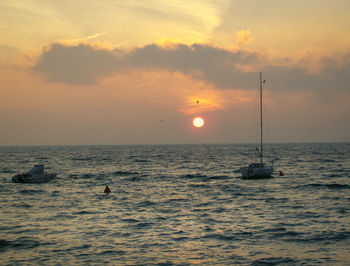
left=260, top=72, right=263, bottom=164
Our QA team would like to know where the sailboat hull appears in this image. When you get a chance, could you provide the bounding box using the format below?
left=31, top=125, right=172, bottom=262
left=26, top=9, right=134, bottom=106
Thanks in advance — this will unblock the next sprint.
left=240, top=164, right=274, bottom=179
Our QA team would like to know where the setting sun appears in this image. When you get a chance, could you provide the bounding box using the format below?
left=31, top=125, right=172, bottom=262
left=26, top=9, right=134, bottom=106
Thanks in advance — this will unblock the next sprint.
left=193, top=117, right=205, bottom=128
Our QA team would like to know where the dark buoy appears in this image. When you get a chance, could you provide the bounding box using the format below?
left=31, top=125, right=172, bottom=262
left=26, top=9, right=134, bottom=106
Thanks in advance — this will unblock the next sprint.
left=279, top=170, right=284, bottom=176
left=104, top=185, right=111, bottom=193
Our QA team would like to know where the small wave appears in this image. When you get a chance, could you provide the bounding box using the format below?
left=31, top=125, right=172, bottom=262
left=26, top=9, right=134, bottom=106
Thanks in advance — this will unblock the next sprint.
left=189, top=183, right=210, bottom=189
left=127, top=176, right=144, bottom=182
left=80, top=174, right=93, bottom=179
left=204, top=233, right=236, bottom=241
left=173, top=236, right=191, bottom=242
left=162, top=198, right=188, bottom=205
left=19, top=189, right=45, bottom=195
left=121, top=218, right=139, bottom=223
left=272, top=230, right=303, bottom=239
left=135, top=222, right=153, bottom=228
left=51, top=190, right=60, bottom=195
left=207, top=175, right=231, bottom=180
left=328, top=174, right=342, bottom=178
left=295, top=211, right=321, bottom=219
left=0, top=237, right=47, bottom=251
left=0, top=239, right=15, bottom=251
left=51, top=244, right=91, bottom=253
left=204, top=231, right=254, bottom=241
left=336, top=207, right=348, bottom=214
left=212, top=207, right=228, bottom=213
left=308, top=231, right=350, bottom=242
left=291, top=173, right=309, bottom=178
left=265, top=197, right=289, bottom=203
left=180, top=173, right=207, bottom=179
left=98, top=249, right=126, bottom=255
left=312, top=151, right=321, bottom=155
left=1, top=168, right=15, bottom=174
left=251, top=257, right=298, bottom=265
left=73, top=210, right=98, bottom=215
left=263, top=226, right=287, bottom=233
left=137, top=200, right=155, bottom=207
left=71, top=157, right=96, bottom=161
left=320, top=159, right=335, bottom=162
left=95, top=173, right=109, bottom=180
left=113, top=171, right=139, bottom=176
left=134, top=159, right=148, bottom=163
left=274, top=230, right=350, bottom=243
left=53, top=213, right=75, bottom=219
left=325, top=183, right=350, bottom=189
left=0, top=225, right=22, bottom=232
left=12, top=203, right=32, bottom=208
left=308, top=183, right=350, bottom=189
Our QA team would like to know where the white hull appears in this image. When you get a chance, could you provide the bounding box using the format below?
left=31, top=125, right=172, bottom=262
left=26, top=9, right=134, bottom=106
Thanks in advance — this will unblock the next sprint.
left=12, top=165, right=56, bottom=183
left=240, top=163, right=274, bottom=179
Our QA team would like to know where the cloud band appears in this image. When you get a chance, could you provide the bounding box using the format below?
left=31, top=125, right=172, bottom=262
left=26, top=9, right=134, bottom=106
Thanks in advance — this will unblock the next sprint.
left=33, top=42, right=350, bottom=95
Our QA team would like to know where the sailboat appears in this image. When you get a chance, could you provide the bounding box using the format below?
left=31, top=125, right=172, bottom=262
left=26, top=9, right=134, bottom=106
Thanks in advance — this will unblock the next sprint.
left=240, top=72, right=274, bottom=179
left=12, top=164, right=57, bottom=183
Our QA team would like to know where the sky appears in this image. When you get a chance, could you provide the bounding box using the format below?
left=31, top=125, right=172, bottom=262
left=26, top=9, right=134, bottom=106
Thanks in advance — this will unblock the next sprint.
left=0, top=0, right=350, bottom=145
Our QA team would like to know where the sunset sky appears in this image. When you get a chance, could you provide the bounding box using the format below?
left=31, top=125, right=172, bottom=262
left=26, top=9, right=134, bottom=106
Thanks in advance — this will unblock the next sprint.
left=1, top=0, right=349, bottom=145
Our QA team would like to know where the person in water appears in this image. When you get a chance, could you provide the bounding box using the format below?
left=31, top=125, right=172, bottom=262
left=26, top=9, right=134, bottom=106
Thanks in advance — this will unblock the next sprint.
left=104, top=185, right=111, bottom=193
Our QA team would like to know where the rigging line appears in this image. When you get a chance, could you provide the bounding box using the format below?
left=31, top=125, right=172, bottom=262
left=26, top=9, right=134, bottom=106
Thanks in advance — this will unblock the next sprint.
left=260, top=72, right=263, bottom=164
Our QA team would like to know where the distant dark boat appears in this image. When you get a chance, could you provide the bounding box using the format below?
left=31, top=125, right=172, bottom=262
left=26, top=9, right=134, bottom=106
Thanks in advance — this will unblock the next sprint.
left=240, top=72, right=274, bottom=179
left=12, top=164, right=56, bottom=183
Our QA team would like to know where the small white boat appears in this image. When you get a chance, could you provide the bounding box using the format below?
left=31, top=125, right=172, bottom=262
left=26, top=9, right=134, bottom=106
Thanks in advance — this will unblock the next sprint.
left=240, top=72, right=274, bottom=179
left=12, top=165, right=56, bottom=183
left=241, top=163, right=274, bottom=179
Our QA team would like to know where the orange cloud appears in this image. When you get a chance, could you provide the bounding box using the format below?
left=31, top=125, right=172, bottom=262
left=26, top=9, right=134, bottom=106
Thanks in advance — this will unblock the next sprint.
left=180, top=86, right=255, bottom=115
left=236, top=28, right=253, bottom=46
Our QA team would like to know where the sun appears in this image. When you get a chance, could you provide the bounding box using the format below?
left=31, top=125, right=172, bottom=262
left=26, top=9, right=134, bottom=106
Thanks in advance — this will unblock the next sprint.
left=193, top=117, right=205, bottom=128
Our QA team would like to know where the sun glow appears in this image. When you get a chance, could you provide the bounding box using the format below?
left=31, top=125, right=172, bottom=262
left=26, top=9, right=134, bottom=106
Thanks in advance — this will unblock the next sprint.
left=193, top=117, right=204, bottom=128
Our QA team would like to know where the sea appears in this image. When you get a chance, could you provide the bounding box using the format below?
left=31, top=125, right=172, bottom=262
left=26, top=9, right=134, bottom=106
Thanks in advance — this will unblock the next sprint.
left=0, top=143, right=349, bottom=265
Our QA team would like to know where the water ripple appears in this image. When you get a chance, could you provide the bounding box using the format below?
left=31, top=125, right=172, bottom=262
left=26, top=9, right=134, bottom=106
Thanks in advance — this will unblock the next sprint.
left=1, top=143, right=349, bottom=264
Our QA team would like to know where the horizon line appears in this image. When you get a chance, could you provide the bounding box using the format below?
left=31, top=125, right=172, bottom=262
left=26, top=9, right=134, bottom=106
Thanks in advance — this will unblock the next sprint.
left=1, top=141, right=349, bottom=147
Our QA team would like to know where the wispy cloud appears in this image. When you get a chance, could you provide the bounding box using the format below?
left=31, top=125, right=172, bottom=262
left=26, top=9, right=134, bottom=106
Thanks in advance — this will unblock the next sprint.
left=133, top=74, right=162, bottom=89
left=76, top=30, right=109, bottom=42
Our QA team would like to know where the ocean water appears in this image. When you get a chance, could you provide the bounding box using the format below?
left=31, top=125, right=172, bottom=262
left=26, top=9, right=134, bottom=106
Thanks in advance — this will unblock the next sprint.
left=0, top=143, right=349, bottom=265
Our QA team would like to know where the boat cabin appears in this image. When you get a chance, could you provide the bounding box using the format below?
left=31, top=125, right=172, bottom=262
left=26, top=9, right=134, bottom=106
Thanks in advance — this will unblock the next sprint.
left=249, top=163, right=265, bottom=169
